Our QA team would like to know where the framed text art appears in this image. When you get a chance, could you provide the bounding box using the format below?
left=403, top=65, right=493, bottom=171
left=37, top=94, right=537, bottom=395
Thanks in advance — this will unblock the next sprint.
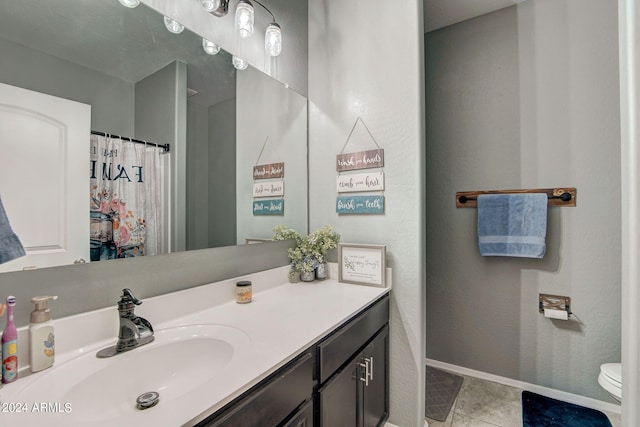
left=338, top=243, right=386, bottom=287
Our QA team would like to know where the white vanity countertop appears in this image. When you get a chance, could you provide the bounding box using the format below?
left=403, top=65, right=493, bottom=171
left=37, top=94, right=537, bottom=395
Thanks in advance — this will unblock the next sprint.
left=0, top=265, right=390, bottom=426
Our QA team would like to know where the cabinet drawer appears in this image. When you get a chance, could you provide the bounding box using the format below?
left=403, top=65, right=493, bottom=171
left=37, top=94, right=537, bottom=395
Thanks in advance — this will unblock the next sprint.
left=317, top=295, right=389, bottom=384
left=199, top=352, right=315, bottom=427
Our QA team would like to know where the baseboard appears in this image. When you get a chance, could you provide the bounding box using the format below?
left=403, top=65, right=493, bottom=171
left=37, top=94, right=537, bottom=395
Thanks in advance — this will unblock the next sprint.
left=384, top=421, right=421, bottom=427
left=426, top=358, right=621, bottom=415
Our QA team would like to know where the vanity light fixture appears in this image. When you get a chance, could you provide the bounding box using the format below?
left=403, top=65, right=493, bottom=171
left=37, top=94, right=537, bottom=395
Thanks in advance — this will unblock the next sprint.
left=206, top=0, right=230, bottom=17
left=199, top=0, right=221, bottom=13
left=264, top=22, right=281, bottom=57
left=232, top=55, right=248, bottom=70
left=252, top=1, right=282, bottom=57
left=118, top=0, right=140, bottom=8
left=204, top=0, right=283, bottom=56
left=202, top=38, right=221, bottom=55
left=235, top=0, right=254, bottom=38
left=163, top=16, right=185, bottom=34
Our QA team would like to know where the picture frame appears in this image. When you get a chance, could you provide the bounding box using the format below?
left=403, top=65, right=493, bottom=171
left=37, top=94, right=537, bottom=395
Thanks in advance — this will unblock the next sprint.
left=338, top=243, right=386, bottom=287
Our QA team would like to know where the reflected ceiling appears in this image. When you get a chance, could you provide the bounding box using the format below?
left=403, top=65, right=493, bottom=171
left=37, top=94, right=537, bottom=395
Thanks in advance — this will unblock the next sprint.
left=0, top=0, right=234, bottom=107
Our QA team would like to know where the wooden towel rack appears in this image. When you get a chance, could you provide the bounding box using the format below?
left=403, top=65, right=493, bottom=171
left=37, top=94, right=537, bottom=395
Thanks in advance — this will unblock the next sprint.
left=456, top=187, right=577, bottom=208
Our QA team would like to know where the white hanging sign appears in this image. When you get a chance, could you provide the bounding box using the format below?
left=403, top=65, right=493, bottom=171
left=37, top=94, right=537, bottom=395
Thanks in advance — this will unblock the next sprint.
left=253, top=180, right=285, bottom=198
left=336, top=172, right=385, bottom=193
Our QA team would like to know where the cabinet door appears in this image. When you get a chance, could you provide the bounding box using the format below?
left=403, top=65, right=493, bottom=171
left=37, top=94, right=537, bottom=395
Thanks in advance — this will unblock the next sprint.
left=361, top=325, right=389, bottom=427
left=318, top=361, right=358, bottom=427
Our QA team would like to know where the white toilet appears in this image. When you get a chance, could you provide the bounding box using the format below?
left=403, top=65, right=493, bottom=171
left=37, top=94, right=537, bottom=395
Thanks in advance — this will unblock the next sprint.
left=598, top=363, right=622, bottom=402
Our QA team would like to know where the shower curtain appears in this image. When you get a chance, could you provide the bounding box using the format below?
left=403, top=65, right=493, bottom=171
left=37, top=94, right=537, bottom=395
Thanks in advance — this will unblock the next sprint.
left=89, top=134, right=167, bottom=261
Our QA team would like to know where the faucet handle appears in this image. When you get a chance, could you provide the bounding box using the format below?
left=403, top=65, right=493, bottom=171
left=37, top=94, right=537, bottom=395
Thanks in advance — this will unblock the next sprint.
left=118, top=288, right=143, bottom=311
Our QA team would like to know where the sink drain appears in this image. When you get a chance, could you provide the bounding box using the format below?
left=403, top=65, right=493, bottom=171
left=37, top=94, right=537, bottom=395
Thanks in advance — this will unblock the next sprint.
left=136, top=391, right=160, bottom=410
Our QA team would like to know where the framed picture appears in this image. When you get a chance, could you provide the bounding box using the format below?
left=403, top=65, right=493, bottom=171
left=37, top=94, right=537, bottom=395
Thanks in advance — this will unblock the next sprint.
left=338, top=243, right=386, bottom=287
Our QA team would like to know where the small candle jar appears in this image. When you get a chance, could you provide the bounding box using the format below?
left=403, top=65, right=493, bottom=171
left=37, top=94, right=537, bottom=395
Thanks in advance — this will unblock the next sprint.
left=236, top=280, right=252, bottom=304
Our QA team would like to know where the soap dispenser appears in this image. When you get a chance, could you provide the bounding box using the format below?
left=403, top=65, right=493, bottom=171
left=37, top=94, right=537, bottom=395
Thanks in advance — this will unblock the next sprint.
left=29, top=296, right=58, bottom=372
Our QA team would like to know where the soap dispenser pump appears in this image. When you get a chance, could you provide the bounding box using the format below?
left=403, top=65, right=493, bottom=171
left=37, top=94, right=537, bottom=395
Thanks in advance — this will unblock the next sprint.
left=29, top=296, right=58, bottom=372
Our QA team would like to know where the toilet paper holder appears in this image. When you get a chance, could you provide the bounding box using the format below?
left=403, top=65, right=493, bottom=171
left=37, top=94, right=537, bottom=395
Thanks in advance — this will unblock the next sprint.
left=539, top=293, right=572, bottom=317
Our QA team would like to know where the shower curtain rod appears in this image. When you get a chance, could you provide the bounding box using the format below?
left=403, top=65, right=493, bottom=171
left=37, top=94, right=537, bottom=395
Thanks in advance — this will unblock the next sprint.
left=91, top=131, right=170, bottom=153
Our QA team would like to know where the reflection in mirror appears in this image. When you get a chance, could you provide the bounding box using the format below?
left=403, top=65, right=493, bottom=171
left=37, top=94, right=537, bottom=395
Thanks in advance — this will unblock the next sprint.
left=0, top=0, right=307, bottom=273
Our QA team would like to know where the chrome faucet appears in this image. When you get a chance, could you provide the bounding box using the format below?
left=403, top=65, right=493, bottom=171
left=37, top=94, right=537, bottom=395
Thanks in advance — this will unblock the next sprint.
left=96, top=288, right=154, bottom=358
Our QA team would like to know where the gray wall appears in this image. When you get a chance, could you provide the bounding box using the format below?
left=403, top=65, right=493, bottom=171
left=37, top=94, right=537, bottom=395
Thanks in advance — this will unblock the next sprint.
left=308, top=0, right=426, bottom=425
left=425, top=2, right=621, bottom=401
left=0, top=37, right=134, bottom=135
left=208, top=97, right=237, bottom=247
left=136, top=61, right=188, bottom=253
left=186, top=100, right=211, bottom=250
left=186, top=97, right=237, bottom=249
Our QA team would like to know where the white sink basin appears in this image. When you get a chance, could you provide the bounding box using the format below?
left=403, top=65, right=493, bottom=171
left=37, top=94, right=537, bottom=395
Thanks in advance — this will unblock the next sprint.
left=11, top=324, right=251, bottom=425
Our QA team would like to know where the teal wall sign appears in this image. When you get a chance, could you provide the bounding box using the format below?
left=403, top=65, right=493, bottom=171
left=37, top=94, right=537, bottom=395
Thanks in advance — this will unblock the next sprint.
left=336, top=196, right=385, bottom=214
left=253, top=199, right=284, bottom=215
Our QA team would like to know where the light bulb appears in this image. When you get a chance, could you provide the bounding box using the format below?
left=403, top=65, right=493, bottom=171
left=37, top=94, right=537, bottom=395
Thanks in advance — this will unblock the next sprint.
left=199, top=0, right=221, bottom=12
left=118, top=0, right=140, bottom=8
left=265, top=23, right=282, bottom=57
left=163, top=16, right=184, bottom=34
left=202, top=38, right=221, bottom=55
left=232, top=55, right=248, bottom=70
left=235, top=0, right=254, bottom=38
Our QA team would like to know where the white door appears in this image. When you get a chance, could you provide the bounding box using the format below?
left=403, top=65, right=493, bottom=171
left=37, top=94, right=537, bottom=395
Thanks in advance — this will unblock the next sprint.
left=0, top=82, right=90, bottom=272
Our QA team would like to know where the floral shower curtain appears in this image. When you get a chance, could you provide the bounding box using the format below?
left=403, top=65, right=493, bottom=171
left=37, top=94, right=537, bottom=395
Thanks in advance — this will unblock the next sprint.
left=89, top=134, right=167, bottom=261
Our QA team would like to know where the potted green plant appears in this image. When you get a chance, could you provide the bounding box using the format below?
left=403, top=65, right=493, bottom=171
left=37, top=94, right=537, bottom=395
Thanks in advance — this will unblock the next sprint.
left=273, top=225, right=340, bottom=282
left=273, top=225, right=307, bottom=282
left=306, top=225, right=340, bottom=279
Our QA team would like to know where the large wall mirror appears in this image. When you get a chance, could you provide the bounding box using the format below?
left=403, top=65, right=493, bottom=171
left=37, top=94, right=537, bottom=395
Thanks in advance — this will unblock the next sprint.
left=0, top=0, right=308, bottom=274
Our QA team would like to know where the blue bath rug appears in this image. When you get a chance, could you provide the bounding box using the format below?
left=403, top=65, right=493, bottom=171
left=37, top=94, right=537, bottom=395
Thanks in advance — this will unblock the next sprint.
left=522, top=391, right=612, bottom=427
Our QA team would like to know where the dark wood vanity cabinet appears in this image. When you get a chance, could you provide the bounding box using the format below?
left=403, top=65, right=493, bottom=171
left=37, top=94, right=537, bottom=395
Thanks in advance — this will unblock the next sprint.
left=316, top=296, right=390, bottom=427
left=195, top=294, right=389, bottom=427
left=197, top=352, right=315, bottom=427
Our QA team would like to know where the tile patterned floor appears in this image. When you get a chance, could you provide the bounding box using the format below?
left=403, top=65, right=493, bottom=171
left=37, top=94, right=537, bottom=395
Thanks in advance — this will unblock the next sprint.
left=426, top=374, right=622, bottom=427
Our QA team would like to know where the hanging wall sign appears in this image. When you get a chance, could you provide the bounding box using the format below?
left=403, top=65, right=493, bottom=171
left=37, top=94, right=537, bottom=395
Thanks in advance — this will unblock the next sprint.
left=336, top=195, right=385, bottom=214
left=336, top=149, right=384, bottom=172
left=253, top=180, right=285, bottom=198
left=253, top=199, right=284, bottom=215
left=254, top=162, right=285, bottom=180
left=337, top=172, right=385, bottom=193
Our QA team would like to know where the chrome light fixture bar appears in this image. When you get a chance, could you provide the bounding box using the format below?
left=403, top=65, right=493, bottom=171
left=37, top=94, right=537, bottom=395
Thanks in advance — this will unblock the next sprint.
left=204, top=0, right=283, bottom=57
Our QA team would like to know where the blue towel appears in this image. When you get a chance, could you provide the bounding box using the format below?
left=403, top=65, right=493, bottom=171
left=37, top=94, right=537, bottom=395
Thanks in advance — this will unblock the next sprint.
left=0, top=195, right=26, bottom=264
left=477, top=193, right=547, bottom=259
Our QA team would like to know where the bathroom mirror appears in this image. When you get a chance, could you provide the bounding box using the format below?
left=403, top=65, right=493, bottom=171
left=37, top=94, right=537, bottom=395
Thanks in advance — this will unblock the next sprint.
left=0, top=0, right=308, bottom=273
